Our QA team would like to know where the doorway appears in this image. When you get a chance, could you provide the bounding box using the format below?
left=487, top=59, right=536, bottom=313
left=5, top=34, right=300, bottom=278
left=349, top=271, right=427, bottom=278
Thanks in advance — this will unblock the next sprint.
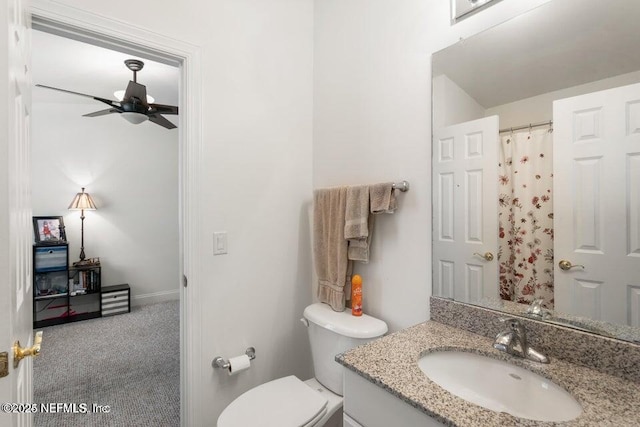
left=31, top=28, right=180, bottom=425
left=31, top=30, right=180, bottom=304
left=28, top=6, right=201, bottom=424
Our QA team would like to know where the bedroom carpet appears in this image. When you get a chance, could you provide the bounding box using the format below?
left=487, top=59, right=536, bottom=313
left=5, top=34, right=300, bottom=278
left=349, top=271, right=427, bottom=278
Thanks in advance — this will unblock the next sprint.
left=33, top=300, right=180, bottom=427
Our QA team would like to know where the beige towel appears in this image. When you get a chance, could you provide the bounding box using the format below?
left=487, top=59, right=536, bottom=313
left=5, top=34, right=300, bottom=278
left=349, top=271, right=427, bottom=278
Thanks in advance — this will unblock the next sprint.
left=370, top=182, right=397, bottom=214
left=345, top=185, right=372, bottom=263
left=348, top=215, right=375, bottom=263
left=344, top=185, right=369, bottom=239
left=313, top=187, right=352, bottom=311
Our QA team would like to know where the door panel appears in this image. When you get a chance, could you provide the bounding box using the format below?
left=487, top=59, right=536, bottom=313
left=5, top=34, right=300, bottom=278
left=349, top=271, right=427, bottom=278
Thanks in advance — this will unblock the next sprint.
left=433, top=116, right=499, bottom=303
left=554, top=82, right=640, bottom=325
left=1, top=0, right=33, bottom=425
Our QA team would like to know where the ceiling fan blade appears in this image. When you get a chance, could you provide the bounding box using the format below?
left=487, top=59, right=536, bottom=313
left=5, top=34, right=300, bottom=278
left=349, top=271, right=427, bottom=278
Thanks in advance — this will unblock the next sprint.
left=123, top=81, right=148, bottom=106
left=148, top=103, right=179, bottom=115
left=83, top=108, right=121, bottom=117
left=36, top=84, right=120, bottom=109
left=148, top=114, right=177, bottom=129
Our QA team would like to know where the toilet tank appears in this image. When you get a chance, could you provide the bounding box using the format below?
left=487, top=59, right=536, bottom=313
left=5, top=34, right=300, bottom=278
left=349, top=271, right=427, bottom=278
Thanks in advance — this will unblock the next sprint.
left=303, top=303, right=388, bottom=396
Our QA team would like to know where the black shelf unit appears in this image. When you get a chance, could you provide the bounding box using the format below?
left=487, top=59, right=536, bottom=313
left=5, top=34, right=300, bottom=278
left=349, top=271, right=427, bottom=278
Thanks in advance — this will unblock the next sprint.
left=33, top=244, right=102, bottom=328
left=68, top=264, right=102, bottom=322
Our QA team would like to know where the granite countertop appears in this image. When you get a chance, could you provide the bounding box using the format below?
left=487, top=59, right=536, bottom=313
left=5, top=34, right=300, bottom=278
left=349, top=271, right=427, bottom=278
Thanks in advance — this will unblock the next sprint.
left=336, top=321, right=640, bottom=426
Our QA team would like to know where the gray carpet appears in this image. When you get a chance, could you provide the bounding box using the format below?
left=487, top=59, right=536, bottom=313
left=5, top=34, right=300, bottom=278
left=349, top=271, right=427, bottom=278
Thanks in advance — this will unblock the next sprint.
left=33, top=300, right=180, bottom=427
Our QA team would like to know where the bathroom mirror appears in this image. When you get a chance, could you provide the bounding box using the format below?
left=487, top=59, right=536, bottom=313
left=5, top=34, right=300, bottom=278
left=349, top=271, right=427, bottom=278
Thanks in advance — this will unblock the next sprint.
left=431, top=0, right=640, bottom=343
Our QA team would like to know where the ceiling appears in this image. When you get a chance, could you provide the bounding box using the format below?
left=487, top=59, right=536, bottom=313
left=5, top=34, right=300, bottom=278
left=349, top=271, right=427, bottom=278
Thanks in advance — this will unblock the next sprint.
left=432, top=0, right=640, bottom=108
left=32, top=30, right=179, bottom=125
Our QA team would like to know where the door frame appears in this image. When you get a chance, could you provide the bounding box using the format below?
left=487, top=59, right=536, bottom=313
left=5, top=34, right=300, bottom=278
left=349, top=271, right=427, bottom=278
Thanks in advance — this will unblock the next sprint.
left=30, top=3, right=203, bottom=426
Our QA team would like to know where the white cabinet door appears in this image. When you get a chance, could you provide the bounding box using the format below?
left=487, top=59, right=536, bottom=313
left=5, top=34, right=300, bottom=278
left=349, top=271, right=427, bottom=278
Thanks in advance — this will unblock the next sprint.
left=433, top=116, right=499, bottom=304
left=553, top=82, right=640, bottom=325
left=343, top=369, right=447, bottom=427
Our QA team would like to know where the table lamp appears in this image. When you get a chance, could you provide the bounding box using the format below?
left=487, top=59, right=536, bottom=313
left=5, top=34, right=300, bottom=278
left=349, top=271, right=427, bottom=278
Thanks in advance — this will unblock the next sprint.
left=68, top=187, right=97, bottom=262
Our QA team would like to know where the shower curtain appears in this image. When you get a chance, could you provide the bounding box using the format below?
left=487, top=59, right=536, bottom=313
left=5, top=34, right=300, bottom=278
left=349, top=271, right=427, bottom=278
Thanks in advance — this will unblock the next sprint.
left=498, top=128, right=554, bottom=307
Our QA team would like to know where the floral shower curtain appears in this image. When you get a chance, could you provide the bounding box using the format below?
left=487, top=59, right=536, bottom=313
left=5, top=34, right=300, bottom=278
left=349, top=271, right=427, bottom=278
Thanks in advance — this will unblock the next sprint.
left=498, top=128, right=554, bottom=307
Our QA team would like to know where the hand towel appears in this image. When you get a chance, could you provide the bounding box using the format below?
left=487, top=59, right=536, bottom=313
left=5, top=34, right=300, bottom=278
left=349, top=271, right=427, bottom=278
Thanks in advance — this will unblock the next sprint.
left=370, top=182, right=397, bottom=214
left=344, top=185, right=370, bottom=240
left=313, top=187, right=352, bottom=311
left=347, top=215, right=375, bottom=263
left=345, top=185, right=373, bottom=263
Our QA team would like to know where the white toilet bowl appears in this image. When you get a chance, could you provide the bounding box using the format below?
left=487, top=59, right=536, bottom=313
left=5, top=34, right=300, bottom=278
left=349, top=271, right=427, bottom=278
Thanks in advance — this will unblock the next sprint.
left=217, top=376, right=342, bottom=427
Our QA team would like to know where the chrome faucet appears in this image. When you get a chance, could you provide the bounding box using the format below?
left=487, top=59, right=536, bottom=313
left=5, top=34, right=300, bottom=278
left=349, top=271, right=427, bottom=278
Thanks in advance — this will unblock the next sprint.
left=493, top=317, right=549, bottom=363
left=526, top=298, right=552, bottom=319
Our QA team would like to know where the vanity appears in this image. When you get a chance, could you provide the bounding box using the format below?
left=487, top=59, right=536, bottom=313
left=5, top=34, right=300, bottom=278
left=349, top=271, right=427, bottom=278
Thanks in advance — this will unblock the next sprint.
left=337, top=298, right=640, bottom=427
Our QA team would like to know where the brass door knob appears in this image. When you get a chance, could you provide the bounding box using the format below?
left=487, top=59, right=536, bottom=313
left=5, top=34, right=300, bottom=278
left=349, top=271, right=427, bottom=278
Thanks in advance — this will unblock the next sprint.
left=13, top=331, right=43, bottom=368
left=473, top=252, right=494, bottom=261
left=558, top=260, right=584, bottom=271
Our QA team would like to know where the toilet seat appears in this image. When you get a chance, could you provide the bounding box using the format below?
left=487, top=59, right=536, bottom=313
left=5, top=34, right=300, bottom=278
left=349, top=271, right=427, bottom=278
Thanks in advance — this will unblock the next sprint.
left=217, top=375, right=328, bottom=427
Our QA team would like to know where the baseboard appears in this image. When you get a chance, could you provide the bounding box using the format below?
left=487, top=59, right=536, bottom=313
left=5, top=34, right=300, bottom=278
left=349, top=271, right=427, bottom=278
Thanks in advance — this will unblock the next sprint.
left=131, top=289, right=180, bottom=307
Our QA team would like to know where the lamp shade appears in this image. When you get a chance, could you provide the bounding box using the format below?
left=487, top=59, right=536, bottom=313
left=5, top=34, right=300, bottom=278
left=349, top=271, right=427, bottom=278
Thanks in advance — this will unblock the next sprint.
left=68, top=188, right=97, bottom=211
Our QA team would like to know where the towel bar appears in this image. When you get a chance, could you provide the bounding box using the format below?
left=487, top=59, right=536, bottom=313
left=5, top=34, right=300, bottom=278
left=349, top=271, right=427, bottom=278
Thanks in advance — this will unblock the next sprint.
left=392, top=181, right=410, bottom=192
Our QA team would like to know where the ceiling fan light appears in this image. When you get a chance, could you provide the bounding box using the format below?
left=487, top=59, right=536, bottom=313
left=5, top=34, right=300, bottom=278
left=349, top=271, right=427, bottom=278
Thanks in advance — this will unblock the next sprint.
left=113, top=90, right=155, bottom=104
left=120, top=112, right=149, bottom=125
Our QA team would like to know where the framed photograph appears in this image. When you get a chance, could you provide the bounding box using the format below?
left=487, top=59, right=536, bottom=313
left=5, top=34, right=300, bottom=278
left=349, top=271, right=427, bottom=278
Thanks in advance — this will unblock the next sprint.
left=33, top=216, right=67, bottom=244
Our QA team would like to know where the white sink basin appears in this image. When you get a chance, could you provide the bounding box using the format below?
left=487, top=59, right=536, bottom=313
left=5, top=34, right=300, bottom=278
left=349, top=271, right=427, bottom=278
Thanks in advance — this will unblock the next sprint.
left=418, top=351, right=582, bottom=422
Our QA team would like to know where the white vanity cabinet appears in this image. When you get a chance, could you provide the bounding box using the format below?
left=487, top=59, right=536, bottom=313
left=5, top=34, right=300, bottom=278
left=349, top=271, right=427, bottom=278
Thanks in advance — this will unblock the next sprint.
left=343, top=413, right=364, bottom=427
left=343, top=369, right=447, bottom=427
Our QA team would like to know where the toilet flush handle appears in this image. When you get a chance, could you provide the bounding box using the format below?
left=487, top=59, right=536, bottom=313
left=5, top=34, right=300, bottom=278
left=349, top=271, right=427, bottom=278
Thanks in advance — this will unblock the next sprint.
left=300, top=318, right=309, bottom=327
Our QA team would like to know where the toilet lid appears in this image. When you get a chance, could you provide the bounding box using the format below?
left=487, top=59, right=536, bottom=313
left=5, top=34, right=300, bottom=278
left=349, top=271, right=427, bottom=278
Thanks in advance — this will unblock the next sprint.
left=217, top=376, right=328, bottom=427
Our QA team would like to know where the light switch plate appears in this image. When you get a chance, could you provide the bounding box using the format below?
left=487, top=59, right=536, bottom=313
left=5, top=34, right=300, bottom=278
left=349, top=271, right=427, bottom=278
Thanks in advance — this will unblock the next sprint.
left=213, top=232, right=227, bottom=255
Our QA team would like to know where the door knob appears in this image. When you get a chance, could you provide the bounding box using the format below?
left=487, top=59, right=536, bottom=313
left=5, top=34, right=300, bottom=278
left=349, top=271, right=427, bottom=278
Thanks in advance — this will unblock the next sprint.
left=558, top=260, right=584, bottom=271
left=13, top=331, right=43, bottom=368
left=473, top=252, right=494, bottom=261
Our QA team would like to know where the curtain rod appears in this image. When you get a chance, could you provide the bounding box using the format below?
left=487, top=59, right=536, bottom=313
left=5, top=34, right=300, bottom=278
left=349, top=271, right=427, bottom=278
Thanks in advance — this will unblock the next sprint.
left=499, top=120, right=553, bottom=134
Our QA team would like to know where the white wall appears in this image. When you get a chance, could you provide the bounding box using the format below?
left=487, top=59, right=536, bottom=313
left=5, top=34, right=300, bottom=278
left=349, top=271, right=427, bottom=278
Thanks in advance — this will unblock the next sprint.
left=313, top=0, right=553, bottom=332
left=486, top=70, right=640, bottom=129
left=31, top=102, right=180, bottom=304
left=433, top=74, right=486, bottom=130
left=432, top=67, right=640, bottom=134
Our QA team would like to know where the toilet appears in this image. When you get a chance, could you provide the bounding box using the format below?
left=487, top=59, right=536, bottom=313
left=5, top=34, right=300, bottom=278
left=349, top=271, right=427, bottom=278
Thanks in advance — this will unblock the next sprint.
left=217, top=303, right=388, bottom=427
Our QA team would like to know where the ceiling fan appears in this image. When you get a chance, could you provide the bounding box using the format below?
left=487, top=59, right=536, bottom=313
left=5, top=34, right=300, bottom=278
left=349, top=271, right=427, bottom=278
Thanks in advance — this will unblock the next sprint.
left=36, top=59, right=178, bottom=129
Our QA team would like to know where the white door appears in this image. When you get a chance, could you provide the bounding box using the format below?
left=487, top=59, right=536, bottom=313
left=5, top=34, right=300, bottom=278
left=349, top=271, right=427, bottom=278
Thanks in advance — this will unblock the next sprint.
left=433, top=116, right=499, bottom=304
left=0, top=0, right=34, bottom=425
left=554, top=82, right=640, bottom=326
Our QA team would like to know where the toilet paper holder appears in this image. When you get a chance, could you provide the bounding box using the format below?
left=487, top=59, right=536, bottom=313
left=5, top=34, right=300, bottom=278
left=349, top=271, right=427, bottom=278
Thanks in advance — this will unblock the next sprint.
left=212, top=347, right=256, bottom=370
